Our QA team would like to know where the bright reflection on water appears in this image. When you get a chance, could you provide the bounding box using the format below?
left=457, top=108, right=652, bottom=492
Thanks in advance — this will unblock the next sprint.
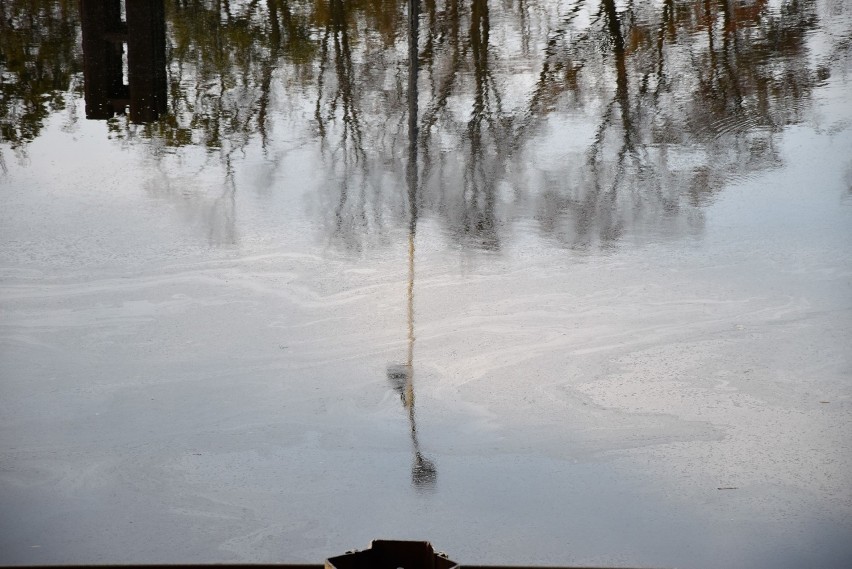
left=1, top=1, right=852, bottom=567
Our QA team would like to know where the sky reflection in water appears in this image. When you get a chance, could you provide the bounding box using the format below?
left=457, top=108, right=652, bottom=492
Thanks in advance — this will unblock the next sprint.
left=1, top=1, right=852, bottom=568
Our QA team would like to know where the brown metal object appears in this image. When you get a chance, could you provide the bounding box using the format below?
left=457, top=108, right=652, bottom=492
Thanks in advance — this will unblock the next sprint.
left=326, top=540, right=456, bottom=569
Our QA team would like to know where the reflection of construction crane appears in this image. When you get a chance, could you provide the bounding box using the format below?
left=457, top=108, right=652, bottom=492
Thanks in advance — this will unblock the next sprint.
left=386, top=0, right=436, bottom=491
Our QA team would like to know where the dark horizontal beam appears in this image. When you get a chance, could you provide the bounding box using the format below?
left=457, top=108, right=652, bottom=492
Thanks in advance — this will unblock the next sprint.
left=12, top=565, right=655, bottom=569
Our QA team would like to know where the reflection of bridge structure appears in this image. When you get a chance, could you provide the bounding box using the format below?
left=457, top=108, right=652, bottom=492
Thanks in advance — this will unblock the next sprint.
left=80, top=0, right=166, bottom=122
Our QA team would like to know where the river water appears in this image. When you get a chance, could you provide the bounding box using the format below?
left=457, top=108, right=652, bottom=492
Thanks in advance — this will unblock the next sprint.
left=1, top=1, right=851, bottom=567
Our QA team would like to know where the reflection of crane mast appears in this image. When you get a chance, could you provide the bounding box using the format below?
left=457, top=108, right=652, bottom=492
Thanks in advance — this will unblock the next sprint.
left=387, top=0, right=436, bottom=491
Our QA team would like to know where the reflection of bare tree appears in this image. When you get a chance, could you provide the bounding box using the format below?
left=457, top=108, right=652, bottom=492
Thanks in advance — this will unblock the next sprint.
left=416, top=0, right=517, bottom=250
left=309, top=0, right=414, bottom=251
left=2, top=0, right=838, bottom=250
left=519, top=0, right=823, bottom=249
left=315, top=0, right=363, bottom=158
left=141, top=153, right=239, bottom=247
left=120, top=0, right=270, bottom=245
left=378, top=0, right=827, bottom=251
left=315, top=0, right=368, bottom=249
left=459, top=0, right=502, bottom=250
left=0, top=0, right=81, bottom=155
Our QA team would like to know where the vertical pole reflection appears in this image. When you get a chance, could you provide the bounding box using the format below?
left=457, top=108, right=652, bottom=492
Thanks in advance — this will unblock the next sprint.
left=389, top=0, right=436, bottom=491
left=406, top=0, right=419, bottom=392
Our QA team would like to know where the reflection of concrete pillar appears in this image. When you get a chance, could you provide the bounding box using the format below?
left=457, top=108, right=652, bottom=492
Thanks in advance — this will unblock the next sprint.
left=80, top=0, right=167, bottom=122
left=126, top=0, right=167, bottom=122
left=80, top=0, right=125, bottom=119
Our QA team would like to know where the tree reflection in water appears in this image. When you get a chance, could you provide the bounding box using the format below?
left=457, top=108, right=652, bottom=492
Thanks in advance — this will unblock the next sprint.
left=0, top=0, right=840, bottom=247
left=0, top=0, right=82, bottom=157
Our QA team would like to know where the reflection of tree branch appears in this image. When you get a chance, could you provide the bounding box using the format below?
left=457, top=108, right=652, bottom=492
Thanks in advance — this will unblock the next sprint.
left=209, top=153, right=239, bottom=246
left=315, top=0, right=365, bottom=164
left=651, top=0, right=674, bottom=102
left=585, top=0, right=636, bottom=171
left=257, top=0, right=281, bottom=149
left=719, top=0, right=744, bottom=110
left=3, top=0, right=832, bottom=253
left=313, top=0, right=376, bottom=250
left=420, top=0, right=464, bottom=141
left=0, top=0, right=81, bottom=151
left=420, top=0, right=515, bottom=250
left=513, top=0, right=588, bottom=149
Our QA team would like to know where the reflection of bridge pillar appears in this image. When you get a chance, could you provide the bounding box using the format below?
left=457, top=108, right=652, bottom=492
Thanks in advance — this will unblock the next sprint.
left=126, top=0, right=167, bottom=122
left=80, top=0, right=125, bottom=119
left=80, top=0, right=166, bottom=122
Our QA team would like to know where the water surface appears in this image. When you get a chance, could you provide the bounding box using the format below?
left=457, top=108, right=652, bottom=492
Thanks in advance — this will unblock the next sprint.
left=1, top=1, right=851, bottom=567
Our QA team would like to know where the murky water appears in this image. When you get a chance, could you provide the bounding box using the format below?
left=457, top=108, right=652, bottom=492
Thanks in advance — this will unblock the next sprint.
left=2, top=1, right=852, bottom=567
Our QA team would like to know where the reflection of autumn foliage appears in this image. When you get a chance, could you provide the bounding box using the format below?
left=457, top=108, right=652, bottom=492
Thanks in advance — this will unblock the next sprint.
left=403, top=0, right=822, bottom=249
left=146, top=0, right=317, bottom=152
left=156, top=0, right=403, bottom=154
left=0, top=0, right=839, bottom=249
left=0, top=0, right=81, bottom=151
left=506, top=0, right=823, bottom=249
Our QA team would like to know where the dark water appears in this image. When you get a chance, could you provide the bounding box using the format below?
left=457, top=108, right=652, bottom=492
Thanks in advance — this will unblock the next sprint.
left=1, top=1, right=852, bottom=567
